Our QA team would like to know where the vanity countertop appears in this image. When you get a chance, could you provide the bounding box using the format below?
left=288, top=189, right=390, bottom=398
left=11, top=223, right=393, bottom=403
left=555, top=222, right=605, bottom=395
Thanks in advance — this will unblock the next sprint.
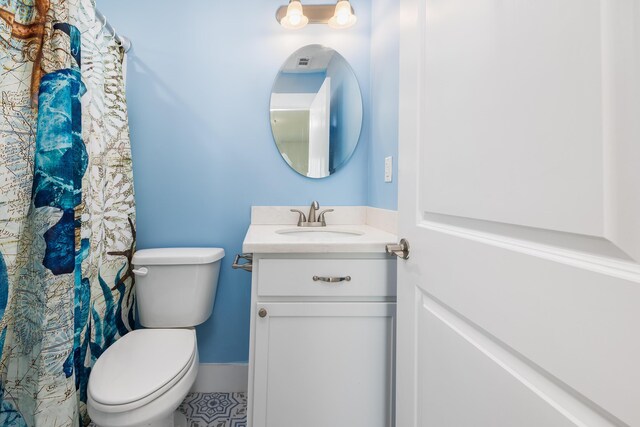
left=242, top=206, right=399, bottom=254
left=242, top=224, right=398, bottom=254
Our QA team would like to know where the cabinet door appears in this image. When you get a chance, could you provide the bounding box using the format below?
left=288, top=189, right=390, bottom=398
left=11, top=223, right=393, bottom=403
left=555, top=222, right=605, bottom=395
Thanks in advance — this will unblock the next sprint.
left=252, top=303, right=395, bottom=427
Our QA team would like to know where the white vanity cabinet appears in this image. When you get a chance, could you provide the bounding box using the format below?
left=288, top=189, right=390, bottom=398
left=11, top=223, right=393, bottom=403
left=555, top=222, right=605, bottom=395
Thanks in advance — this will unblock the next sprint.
left=247, top=254, right=397, bottom=427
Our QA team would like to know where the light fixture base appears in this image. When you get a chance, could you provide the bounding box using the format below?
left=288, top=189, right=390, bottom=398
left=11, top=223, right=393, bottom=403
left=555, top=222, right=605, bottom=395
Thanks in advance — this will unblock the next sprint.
left=276, top=4, right=355, bottom=25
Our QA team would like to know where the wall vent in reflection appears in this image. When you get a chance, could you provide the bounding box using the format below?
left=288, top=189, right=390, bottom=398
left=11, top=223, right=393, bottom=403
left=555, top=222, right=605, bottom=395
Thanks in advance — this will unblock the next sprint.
left=297, top=57, right=311, bottom=68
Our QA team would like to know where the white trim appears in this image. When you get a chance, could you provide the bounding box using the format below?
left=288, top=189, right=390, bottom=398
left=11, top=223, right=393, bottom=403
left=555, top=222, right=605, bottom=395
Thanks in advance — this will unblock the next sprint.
left=420, top=292, right=619, bottom=427
left=420, top=219, right=640, bottom=284
left=191, top=364, right=248, bottom=393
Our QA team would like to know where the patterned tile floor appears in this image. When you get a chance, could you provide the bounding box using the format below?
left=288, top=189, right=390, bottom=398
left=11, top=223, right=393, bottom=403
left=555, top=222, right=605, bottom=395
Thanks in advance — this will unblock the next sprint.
left=179, top=392, right=247, bottom=427
left=88, top=392, right=247, bottom=427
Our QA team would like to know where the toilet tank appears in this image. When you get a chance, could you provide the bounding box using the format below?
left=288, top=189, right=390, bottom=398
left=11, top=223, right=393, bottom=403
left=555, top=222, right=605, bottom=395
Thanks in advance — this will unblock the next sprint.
left=132, top=248, right=225, bottom=328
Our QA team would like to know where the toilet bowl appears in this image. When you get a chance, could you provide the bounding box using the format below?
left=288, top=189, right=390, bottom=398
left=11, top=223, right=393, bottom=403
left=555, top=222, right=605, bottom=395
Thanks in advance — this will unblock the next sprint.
left=87, top=248, right=224, bottom=427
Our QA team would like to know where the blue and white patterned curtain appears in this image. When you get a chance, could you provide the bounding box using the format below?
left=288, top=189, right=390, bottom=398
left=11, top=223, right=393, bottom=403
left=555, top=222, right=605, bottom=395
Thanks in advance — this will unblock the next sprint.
left=0, top=0, right=136, bottom=425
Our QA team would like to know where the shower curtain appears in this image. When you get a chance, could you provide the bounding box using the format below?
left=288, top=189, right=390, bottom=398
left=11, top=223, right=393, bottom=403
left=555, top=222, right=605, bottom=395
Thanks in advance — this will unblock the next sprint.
left=0, top=0, right=136, bottom=425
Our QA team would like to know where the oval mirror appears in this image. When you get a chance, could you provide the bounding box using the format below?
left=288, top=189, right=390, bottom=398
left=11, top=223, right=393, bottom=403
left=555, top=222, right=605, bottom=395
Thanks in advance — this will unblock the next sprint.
left=270, top=45, right=363, bottom=179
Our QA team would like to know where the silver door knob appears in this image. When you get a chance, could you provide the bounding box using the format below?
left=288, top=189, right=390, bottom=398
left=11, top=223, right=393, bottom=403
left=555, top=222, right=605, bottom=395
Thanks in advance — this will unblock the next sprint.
left=386, top=239, right=410, bottom=260
left=258, top=308, right=268, bottom=318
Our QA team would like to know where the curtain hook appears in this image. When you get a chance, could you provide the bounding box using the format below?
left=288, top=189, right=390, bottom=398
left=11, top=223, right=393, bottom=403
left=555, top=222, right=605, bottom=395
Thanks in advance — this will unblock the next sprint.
left=99, top=13, right=107, bottom=31
left=98, top=13, right=117, bottom=40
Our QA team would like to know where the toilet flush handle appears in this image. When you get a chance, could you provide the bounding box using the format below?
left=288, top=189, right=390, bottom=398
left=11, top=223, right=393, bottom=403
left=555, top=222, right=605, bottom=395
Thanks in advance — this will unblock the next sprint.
left=132, top=267, right=149, bottom=277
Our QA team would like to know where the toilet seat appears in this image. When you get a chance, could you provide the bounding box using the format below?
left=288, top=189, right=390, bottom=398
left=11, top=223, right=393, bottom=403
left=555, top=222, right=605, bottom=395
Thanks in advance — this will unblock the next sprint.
left=88, top=328, right=197, bottom=413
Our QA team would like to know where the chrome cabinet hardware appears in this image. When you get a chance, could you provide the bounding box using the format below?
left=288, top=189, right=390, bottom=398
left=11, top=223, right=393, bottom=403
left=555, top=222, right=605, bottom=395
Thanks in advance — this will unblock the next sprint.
left=386, top=239, right=410, bottom=260
left=232, top=253, right=254, bottom=272
left=313, top=275, right=351, bottom=283
left=258, top=308, right=268, bottom=318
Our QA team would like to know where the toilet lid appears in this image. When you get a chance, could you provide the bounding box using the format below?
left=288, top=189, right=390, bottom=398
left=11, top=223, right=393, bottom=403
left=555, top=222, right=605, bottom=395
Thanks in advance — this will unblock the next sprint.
left=88, top=329, right=196, bottom=406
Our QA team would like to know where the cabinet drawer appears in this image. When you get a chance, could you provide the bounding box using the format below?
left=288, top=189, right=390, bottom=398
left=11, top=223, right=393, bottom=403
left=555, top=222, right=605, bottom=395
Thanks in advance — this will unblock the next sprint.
left=257, top=258, right=396, bottom=298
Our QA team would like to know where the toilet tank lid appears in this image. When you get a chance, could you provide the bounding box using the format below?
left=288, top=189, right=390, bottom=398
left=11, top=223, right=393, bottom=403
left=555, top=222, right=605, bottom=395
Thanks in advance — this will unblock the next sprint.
left=132, top=248, right=225, bottom=265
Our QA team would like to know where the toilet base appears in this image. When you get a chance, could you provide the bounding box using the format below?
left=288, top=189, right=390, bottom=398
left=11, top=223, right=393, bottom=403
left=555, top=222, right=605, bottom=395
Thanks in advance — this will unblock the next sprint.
left=174, top=411, right=187, bottom=427
left=143, top=411, right=187, bottom=427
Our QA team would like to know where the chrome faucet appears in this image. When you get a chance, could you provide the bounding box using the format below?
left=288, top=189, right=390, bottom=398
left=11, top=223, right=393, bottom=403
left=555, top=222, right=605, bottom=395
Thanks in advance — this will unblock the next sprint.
left=290, top=201, right=334, bottom=227
left=308, top=201, right=319, bottom=223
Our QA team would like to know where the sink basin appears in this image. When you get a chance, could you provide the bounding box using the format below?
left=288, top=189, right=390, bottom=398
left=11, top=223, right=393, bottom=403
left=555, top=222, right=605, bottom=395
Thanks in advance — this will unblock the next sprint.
left=276, top=228, right=364, bottom=238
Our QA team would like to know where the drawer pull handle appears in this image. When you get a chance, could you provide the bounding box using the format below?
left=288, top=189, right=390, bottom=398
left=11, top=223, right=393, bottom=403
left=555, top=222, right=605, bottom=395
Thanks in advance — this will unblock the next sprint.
left=313, top=275, right=351, bottom=283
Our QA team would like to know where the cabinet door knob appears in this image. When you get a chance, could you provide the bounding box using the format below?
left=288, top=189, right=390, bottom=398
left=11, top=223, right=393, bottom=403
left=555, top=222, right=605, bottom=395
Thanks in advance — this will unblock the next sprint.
left=258, top=308, right=268, bottom=318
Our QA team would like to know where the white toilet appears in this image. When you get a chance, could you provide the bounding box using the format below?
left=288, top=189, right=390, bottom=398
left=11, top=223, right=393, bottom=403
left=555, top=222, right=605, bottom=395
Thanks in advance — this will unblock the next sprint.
left=87, top=248, right=225, bottom=427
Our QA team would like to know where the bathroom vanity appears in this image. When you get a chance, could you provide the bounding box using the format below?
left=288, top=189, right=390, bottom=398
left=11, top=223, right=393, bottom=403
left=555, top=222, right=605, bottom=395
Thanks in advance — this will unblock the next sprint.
left=240, top=206, right=398, bottom=427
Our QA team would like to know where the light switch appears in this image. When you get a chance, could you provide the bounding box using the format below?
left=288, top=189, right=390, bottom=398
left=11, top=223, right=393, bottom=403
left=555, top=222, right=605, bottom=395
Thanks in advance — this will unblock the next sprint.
left=384, top=156, right=393, bottom=183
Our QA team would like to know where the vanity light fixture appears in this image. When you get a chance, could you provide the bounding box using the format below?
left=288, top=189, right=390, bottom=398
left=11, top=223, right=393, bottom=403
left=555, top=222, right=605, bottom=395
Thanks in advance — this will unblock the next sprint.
left=276, top=0, right=357, bottom=30
left=279, top=0, right=309, bottom=30
left=328, top=1, right=357, bottom=29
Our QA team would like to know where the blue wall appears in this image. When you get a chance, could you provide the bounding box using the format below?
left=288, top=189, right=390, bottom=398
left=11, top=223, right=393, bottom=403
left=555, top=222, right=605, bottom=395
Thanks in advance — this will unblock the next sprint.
left=368, top=0, right=400, bottom=210
left=99, top=0, right=398, bottom=363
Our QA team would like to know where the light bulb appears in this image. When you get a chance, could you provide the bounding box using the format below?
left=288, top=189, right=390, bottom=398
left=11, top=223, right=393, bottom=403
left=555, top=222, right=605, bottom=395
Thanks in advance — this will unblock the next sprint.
left=290, top=13, right=301, bottom=25
left=280, top=0, right=308, bottom=30
left=337, top=10, right=349, bottom=25
left=328, top=1, right=357, bottom=29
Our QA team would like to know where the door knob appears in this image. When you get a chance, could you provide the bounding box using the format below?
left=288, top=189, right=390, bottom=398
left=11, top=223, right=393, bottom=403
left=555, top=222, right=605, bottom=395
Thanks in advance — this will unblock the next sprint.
left=386, top=239, right=410, bottom=260
left=258, top=308, right=268, bottom=318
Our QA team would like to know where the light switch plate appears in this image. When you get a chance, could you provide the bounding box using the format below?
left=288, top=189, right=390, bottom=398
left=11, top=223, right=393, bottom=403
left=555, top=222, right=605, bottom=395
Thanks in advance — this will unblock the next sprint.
left=384, top=156, right=393, bottom=183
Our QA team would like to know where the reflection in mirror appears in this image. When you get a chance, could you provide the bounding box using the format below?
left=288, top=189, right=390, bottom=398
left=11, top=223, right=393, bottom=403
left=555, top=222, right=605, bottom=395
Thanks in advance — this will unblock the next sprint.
left=270, top=45, right=363, bottom=179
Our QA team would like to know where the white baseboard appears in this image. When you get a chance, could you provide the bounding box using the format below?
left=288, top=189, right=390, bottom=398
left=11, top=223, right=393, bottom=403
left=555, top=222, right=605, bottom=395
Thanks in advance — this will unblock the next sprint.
left=191, top=363, right=248, bottom=393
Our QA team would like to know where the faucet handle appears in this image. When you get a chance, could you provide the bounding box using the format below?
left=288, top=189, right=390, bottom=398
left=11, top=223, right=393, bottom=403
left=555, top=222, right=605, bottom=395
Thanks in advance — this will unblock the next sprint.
left=318, top=209, right=334, bottom=226
left=290, top=209, right=307, bottom=226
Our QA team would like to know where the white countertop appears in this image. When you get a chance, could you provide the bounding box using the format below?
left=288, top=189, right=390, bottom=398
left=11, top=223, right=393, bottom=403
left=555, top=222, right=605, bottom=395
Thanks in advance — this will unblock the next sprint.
left=242, top=224, right=398, bottom=254
left=242, top=206, right=399, bottom=254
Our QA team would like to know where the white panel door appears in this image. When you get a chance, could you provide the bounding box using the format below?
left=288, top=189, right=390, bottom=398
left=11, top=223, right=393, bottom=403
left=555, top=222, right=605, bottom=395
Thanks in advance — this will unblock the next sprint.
left=396, top=1, right=640, bottom=426
left=308, top=78, right=331, bottom=178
